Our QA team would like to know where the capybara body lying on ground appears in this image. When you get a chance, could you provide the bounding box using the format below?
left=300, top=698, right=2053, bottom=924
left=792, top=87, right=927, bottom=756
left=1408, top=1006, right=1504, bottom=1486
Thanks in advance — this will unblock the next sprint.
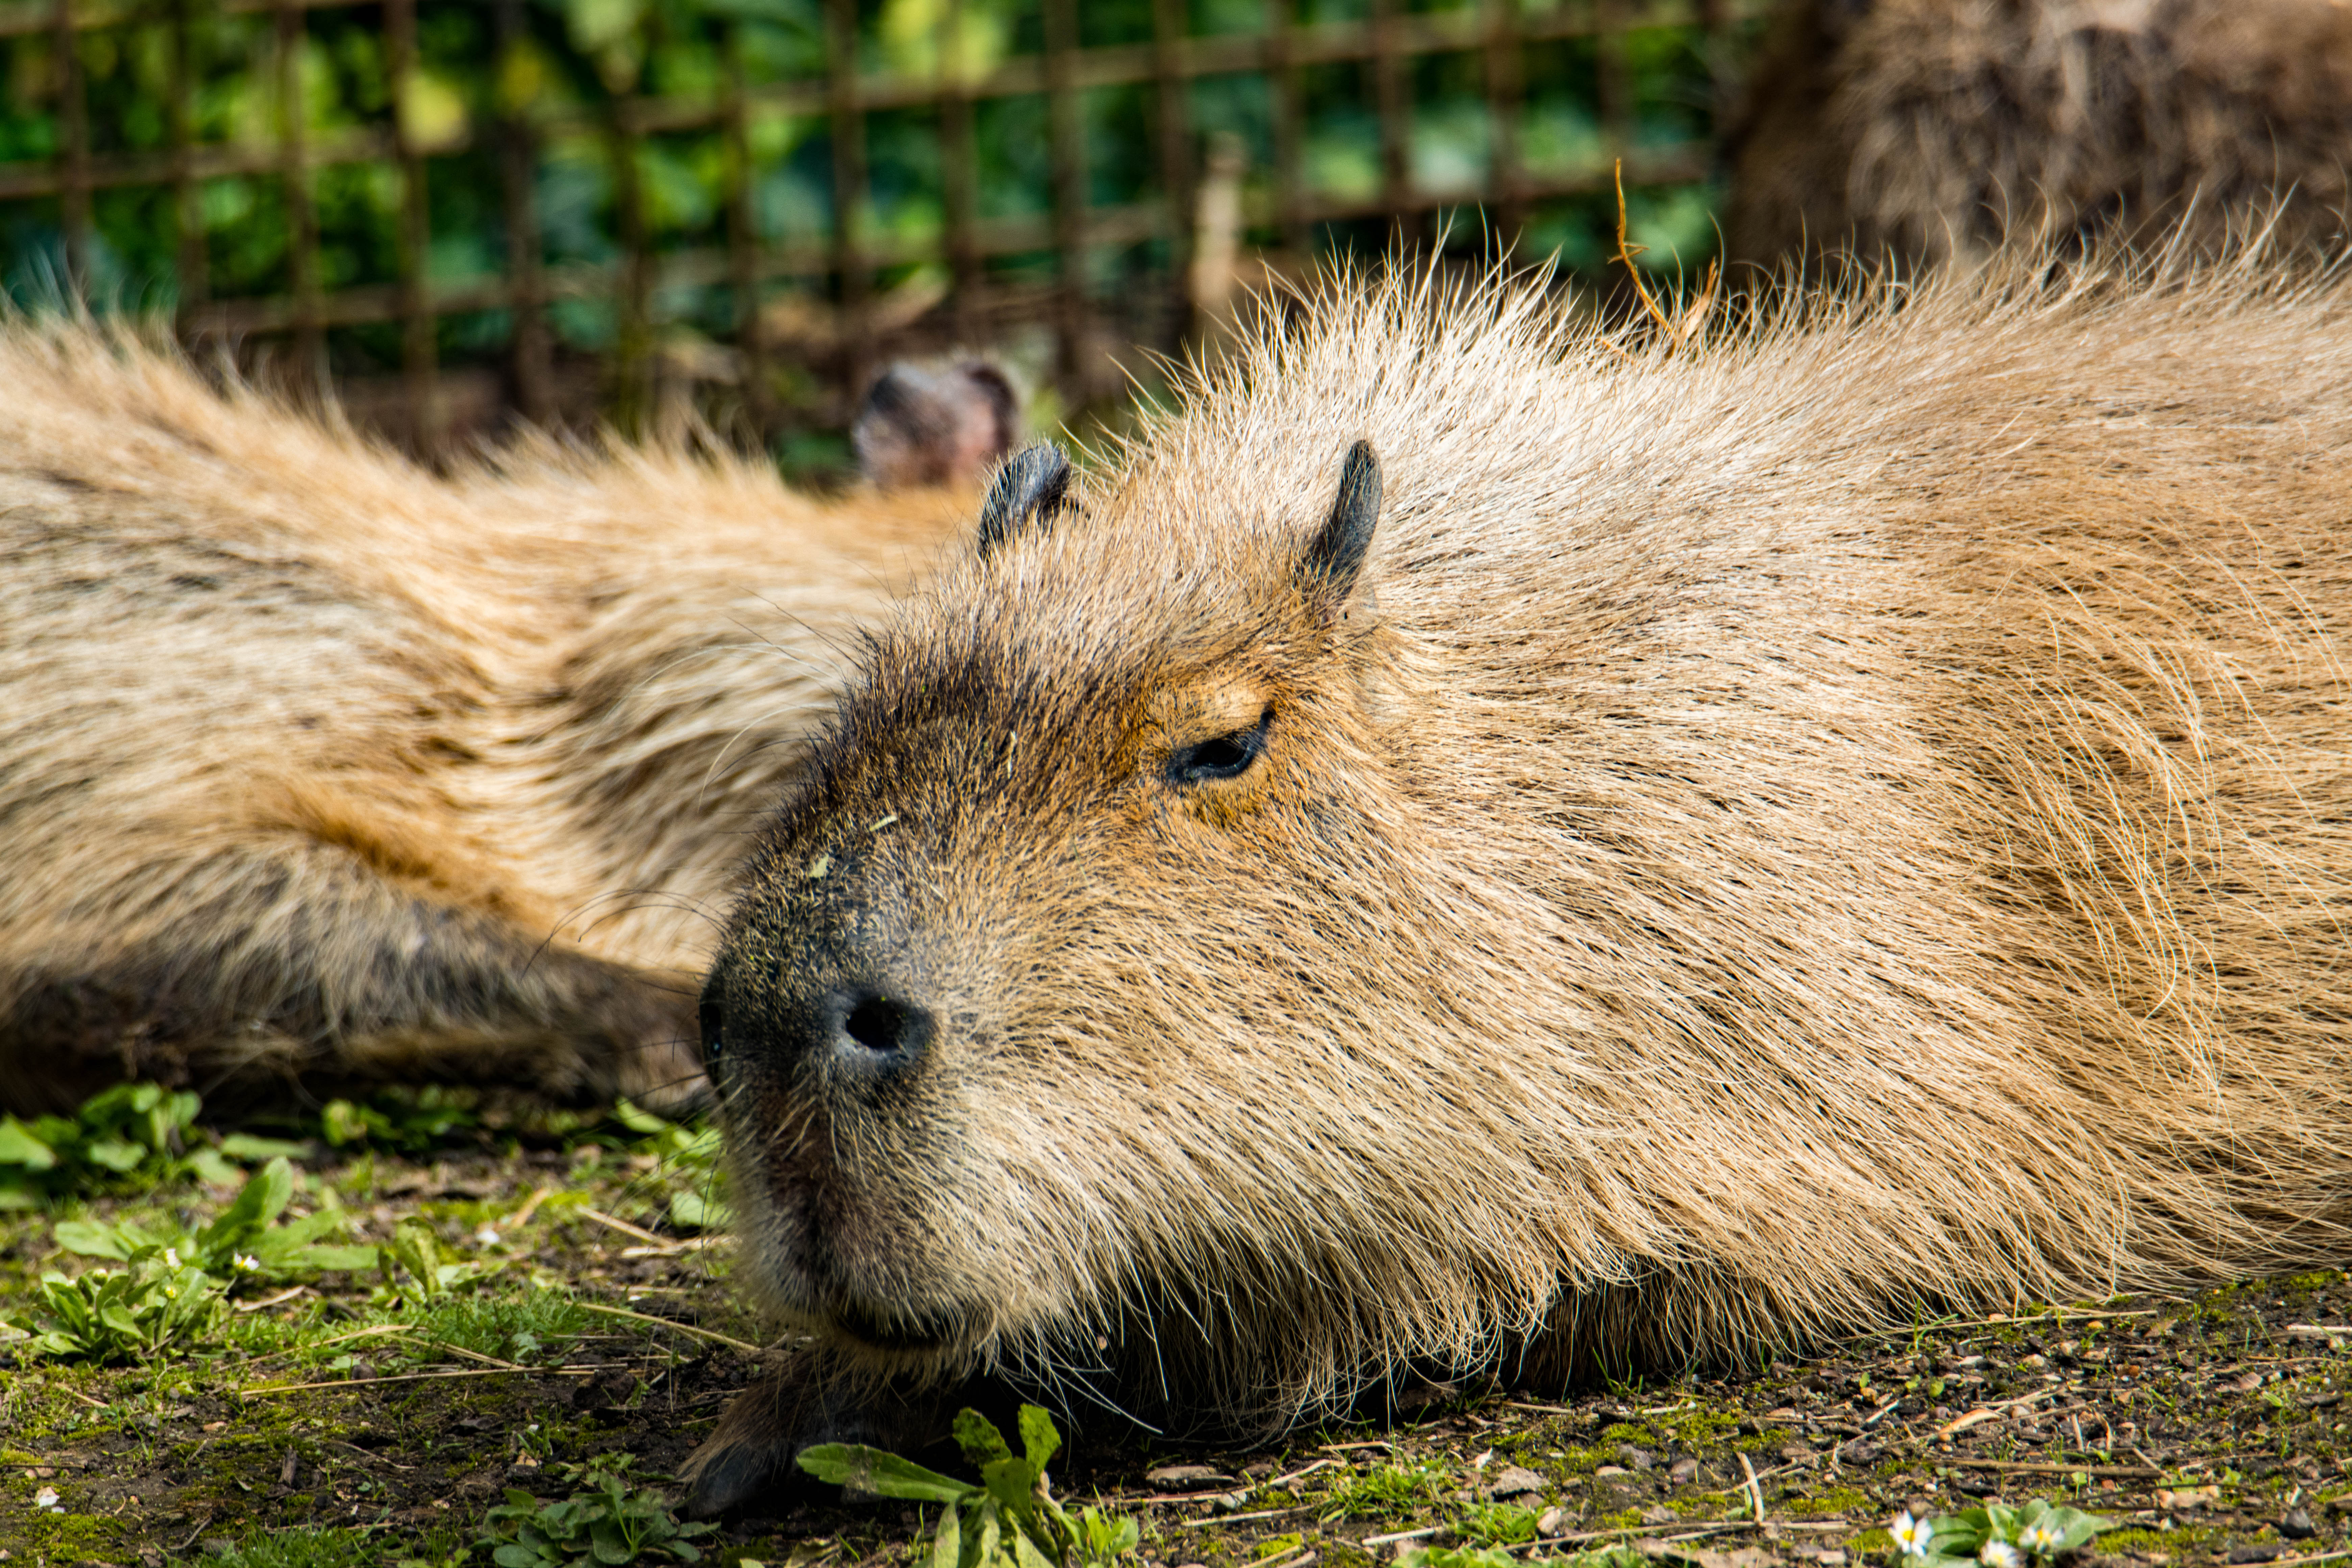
left=1724, top=0, right=2352, bottom=271
left=0, top=333, right=1013, bottom=1116
left=686, top=256, right=2352, bottom=1511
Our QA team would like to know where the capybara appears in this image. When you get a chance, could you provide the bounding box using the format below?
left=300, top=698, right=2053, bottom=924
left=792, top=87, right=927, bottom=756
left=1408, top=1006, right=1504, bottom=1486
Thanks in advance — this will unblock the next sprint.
left=0, top=335, right=1016, bottom=1116
left=1724, top=0, right=2352, bottom=271
left=683, top=255, right=2352, bottom=1512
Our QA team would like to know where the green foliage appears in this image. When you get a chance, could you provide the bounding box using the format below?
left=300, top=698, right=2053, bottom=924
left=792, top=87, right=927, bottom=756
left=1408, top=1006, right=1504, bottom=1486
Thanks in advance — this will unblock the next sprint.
left=380, top=1217, right=499, bottom=1302
left=409, top=1289, right=599, bottom=1365
left=319, top=1086, right=481, bottom=1153
left=1322, top=1462, right=1456, bottom=1522
left=1892, top=1500, right=2115, bottom=1567
left=798, top=1405, right=1138, bottom=1568
left=10, top=1255, right=222, bottom=1362
left=0, top=0, right=1731, bottom=464
left=1457, top=1501, right=1543, bottom=1547
left=1405, top=1549, right=1645, bottom=1568
left=1400, top=1550, right=1519, bottom=1568
left=0, top=1083, right=302, bottom=1206
left=606, top=1098, right=734, bottom=1233
left=201, top=1524, right=472, bottom=1568
left=52, top=1156, right=376, bottom=1284
left=479, top=1462, right=717, bottom=1566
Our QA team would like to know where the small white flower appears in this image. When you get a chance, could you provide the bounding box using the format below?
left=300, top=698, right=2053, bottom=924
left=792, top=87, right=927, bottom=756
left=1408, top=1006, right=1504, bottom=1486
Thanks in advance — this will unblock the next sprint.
left=163, top=1247, right=181, bottom=1269
left=236, top=1253, right=261, bottom=1273
left=1981, top=1540, right=2023, bottom=1568
left=32, top=1486, right=60, bottom=1511
left=1890, top=1512, right=1932, bottom=1558
left=2020, top=1522, right=2064, bottom=1557
left=474, top=1227, right=500, bottom=1248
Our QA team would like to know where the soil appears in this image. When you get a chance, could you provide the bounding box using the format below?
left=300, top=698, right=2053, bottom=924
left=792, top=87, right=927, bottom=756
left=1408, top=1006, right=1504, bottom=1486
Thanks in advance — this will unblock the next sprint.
left=2, top=1141, right=2348, bottom=1568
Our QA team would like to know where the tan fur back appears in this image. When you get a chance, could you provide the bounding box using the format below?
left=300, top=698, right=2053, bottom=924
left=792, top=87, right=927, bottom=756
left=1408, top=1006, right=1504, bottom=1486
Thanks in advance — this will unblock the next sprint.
left=0, top=326, right=976, bottom=1112
left=1725, top=0, right=2352, bottom=270
left=698, top=255, right=2352, bottom=1458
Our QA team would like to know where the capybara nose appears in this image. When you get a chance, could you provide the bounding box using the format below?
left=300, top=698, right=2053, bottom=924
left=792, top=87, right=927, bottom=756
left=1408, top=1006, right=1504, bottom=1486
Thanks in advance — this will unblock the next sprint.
left=827, top=986, right=935, bottom=1076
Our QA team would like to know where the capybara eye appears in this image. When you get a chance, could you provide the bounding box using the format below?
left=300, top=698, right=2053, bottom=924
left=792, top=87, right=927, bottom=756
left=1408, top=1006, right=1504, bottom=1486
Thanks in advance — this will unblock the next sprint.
left=697, top=996, right=725, bottom=1061
left=1169, top=706, right=1273, bottom=786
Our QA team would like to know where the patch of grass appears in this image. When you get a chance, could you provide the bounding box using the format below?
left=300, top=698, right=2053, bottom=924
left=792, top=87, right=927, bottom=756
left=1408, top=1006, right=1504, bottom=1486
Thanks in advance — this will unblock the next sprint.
left=1322, top=1462, right=1456, bottom=1521
left=1457, top=1501, right=1542, bottom=1546
left=317, top=1086, right=482, bottom=1154
left=0, top=1083, right=306, bottom=1206
left=11, top=1503, right=134, bottom=1562
left=204, top=1523, right=472, bottom=1567
left=410, top=1287, right=602, bottom=1364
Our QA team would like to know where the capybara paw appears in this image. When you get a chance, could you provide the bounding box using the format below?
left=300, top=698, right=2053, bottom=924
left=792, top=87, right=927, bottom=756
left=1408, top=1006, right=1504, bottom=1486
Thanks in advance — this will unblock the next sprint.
left=682, top=1362, right=963, bottom=1518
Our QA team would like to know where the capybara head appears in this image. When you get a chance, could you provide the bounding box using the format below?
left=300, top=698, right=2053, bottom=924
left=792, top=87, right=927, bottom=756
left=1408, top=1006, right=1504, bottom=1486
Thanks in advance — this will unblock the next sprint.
left=702, top=430, right=1442, bottom=1420
left=853, top=362, right=1022, bottom=490
left=702, top=264, right=2352, bottom=1447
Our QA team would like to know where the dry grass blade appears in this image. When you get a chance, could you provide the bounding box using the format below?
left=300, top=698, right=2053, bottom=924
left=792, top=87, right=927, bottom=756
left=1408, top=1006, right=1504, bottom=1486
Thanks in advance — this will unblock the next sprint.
left=1610, top=158, right=1717, bottom=352
left=570, top=1299, right=763, bottom=1355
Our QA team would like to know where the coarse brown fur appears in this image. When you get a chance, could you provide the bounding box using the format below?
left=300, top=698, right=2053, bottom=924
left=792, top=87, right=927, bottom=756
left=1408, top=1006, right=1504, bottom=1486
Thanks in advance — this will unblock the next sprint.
left=1724, top=0, right=2352, bottom=271
left=688, top=253, right=2352, bottom=1510
left=0, top=329, right=1009, bottom=1116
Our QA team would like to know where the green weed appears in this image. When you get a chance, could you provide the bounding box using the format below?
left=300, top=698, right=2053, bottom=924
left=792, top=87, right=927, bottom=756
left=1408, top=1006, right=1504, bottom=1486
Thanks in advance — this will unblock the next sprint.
left=202, top=1523, right=471, bottom=1568
left=609, top=1099, right=734, bottom=1233
left=0, top=1083, right=304, bottom=1206
left=798, top=1404, right=1139, bottom=1568
left=380, top=1217, right=503, bottom=1302
left=1890, top=1498, right=2114, bottom=1567
left=1403, top=1548, right=1644, bottom=1568
left=52, top=1156, right=374, bottom=1285
left=408, top=1289, right=601, bottom=1365
left=8, top=1254, right=221, bottom=1361
left=1456, top=1501, right=1542, bottom=1547
left=480, top=1459, right=717, bottom=1566
left=1322, top=1463, right=1455, bottom=1522
left=318, top=1086, right=483, bottom=1153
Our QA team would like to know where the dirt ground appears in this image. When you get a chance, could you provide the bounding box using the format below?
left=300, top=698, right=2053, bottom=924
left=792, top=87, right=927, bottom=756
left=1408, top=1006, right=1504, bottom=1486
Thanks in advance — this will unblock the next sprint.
left=3, top=1128, right=2349, bottom=1568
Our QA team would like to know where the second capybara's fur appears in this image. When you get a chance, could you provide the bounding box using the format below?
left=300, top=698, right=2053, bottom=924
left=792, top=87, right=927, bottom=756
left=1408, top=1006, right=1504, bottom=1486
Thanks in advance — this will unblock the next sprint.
left=684, top=255, right=2352, bottom=1511
left=1724, top=0, right=2352, bottom=271
left=0, top=335, right=1015, bottom=1116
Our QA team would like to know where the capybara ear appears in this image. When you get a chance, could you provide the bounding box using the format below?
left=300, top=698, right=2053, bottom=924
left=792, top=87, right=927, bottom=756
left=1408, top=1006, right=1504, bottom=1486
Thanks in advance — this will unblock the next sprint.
left=1297, top=438, right=1380, bottom=610
left=976, top=443, right=1075, bottom=555
left=853, top=361, right=1021, bottom=489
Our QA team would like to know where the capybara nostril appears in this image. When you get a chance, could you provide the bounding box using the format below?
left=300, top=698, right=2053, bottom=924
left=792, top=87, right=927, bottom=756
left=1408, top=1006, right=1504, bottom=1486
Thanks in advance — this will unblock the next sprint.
left=833, top=989, right=932, bottom=1071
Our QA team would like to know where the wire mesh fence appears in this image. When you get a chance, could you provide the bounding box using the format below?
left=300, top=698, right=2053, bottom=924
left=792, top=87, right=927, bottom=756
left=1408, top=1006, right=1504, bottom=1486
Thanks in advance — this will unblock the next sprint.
left=0, top=0, right=1768, bottom=469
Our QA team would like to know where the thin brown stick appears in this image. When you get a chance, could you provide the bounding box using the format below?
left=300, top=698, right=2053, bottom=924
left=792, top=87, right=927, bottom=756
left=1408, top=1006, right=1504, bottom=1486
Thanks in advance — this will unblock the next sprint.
left=569, top=1300, right=763, bottom=1356
left=507, top=1184, right=556, bottom=1229
left=1943, top=1459, right=2163, bottom=1478
left=1738, top=1450, right=1766, bottom=1523
left=577, top=1207, right=663, bottom=1244
left=242, top=1366, right=599, bottom=1396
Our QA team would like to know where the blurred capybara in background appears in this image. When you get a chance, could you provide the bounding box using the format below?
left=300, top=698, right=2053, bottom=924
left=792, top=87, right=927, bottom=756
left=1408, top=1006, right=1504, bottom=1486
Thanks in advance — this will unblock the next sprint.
left=684, top=258, right=2352, bottom=1512
left=1724, top=0, right=2352, bottom=271
left=0, top=335, right=1017, bottom=1117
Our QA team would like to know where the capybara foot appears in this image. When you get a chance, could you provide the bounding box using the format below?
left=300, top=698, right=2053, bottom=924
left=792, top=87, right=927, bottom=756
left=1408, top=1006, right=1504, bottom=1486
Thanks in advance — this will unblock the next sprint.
left=682, top=1356, right=982, bottom=1518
